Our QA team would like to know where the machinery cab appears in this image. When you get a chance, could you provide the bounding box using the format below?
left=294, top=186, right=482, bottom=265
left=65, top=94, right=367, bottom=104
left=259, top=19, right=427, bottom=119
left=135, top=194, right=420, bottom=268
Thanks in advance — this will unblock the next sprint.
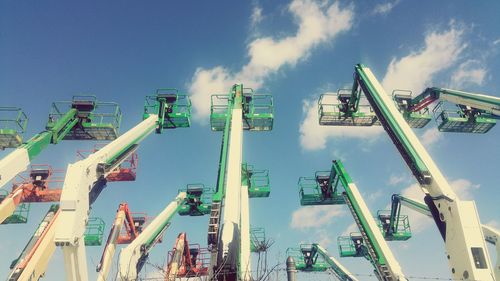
left=392, top=90, right=432, bottom=128
left=84, top=217, right=106, bottom=246
left=242, top=163, right=270, bottom=198
left=210, top=85, right=274, bottom=131
left=46, top=95, right=122, bottom=141
left=77, top=144, right=138, bottom=182
left=0, top=107, right=28, bottom=149
left=338, top=233, right=366, bottom=258
left=318, top=89, right=379, bottom=126
left=0, top=189, right=30, bottom=224
left=143, top=89, right=191, bottom=133
left=433, top=101, right=496, bottom=133
left=376, top=210, right=411, bottom=241
left=298, top=170, right=345, bottom=206
left=178, top=184, right=212, bottom=216
left=286, top=245, right=328, bottom=272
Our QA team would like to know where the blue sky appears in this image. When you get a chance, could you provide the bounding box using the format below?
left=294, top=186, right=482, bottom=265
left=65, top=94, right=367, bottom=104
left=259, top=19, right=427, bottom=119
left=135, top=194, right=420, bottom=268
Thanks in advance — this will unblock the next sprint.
left=1, top=0, right=499, bottom=280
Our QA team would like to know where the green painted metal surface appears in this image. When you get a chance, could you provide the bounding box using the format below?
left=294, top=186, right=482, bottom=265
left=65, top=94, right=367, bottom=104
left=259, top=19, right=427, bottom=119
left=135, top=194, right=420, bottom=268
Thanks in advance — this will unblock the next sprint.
left=332, top=160, right=386, bottom=265
left=376, top=210, right=411, bottom=241
left=338, top=234, right=367, bottom=258
left=286, top=245, right=329, bottom=272
left=0, top=107, right=28, bottom=149
left=354, top=64, right=430, bottom=184
left=47, top=96, right=122, bottom=141
left=298, top=168, right=345, bottom=206
left=84, top=217, right=106, bottom=246
left=143, top=89, right=191, bottom=133
left=242, top=164, right=270, bottom=198
left=318, top=90, right=379, bottom=126
left=178, top=184, right=212, bottom=216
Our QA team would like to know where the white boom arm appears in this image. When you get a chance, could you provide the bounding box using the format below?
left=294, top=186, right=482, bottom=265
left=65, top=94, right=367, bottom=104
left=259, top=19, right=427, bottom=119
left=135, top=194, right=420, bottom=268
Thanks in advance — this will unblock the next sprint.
left=96, top=208, right=126, bottom=281
left=315, top=244, right=359, bottom=281
left=116, top=192, right=186, bottom=280
left=397, top=195, right=499, bottom=280
left=54, top=115, right=158, bottom=281
left=356, top=65, right=494, bottom=280
left=219, top=97, right=244, bottom=275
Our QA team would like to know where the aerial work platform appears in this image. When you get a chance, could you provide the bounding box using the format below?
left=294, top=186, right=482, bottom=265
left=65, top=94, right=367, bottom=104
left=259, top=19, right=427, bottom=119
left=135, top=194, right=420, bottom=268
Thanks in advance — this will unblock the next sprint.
left=178, top=184, right=213, bottom=216
left=298, top=170, right=345, bottom=206
left=318, top=89, right=379, bottom=126
left=242, top=163, right=270, bottom=198
left=47, top=95, right=121, bottom=141
left=210, top=87, right=274, bottom=131
left=143, top=89, right=191, bottom=131
left=0, top=107, right=28, bottom=150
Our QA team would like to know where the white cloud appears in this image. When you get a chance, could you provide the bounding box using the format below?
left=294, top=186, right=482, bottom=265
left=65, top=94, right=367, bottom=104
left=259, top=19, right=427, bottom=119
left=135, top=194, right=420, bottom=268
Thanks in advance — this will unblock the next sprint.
left=290, top=205, right=345, bottom=229
left=450, top=59, right=487, bottom=88
left=450, top=178, right=479, bottom=200
left=493, top=38, right=500, bottom=45
left=298, top=23, right=467, bottom=150
left=251, top=5, right=263, bottom=27
left=188, top=0, right=354, bottom=121
left=388, top=174, right=407, bottom=186
left=382, top=24, right=466, bottom=94
left=299, top=98, right=383, bottom=150
left=342, top=222, right=358, bottom=235
left=372, top=0, right=400, bottom=16
left=420, top=127, right=443, bottom=146
left=485, top=220, right=500, bottom=229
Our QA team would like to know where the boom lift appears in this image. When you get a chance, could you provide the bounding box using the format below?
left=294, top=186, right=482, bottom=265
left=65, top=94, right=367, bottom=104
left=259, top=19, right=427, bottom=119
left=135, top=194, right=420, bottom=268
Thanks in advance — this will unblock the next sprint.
left=6, top=204, right=60, bottom=281
left=318, top=64, right=495, bottom=280
left=165, top=232, right=210, bottom=280
left=207, top=84, right=273, bottom=280
left=96, top=203, right=147, bottom=281
left=52, top=89, right=190, bottom=281
left=286, top=244, right=358, bottom=281
left=116, top=186, right=212, bottom=280
left=0, top=96, right=121, bottom=189
left=0, top=165, right=64, bottom=224
left=116, top=192, right=182, bottom=280
left=378, top=194, right=500, bottom=280
left=299, top=160, right=407, bottom=281
left=393, top=87, right=500, bottom=133
left=0, top=107, right=28, bottom=150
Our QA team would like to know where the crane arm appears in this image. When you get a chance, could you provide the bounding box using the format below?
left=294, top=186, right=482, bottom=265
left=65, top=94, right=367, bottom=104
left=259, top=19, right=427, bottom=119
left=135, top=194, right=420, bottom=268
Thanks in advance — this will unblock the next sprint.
left=96, top=204, right=127, bottom=281
left=7, top=204, right=60, bottom=281
left=409, top=87, right=500, bottom=116
left=332, top=160, right=407, bottom=281
left=389, top=194, right=499, bottom=280
left=54, top=115, right=158, bottom=281
left=353, top=64, right=494, bottom=280
left=0, top=98, right=120, bottom=189
left=315, top=244, right=359, bottom=281
left=117, top=192, right=187, bottom=280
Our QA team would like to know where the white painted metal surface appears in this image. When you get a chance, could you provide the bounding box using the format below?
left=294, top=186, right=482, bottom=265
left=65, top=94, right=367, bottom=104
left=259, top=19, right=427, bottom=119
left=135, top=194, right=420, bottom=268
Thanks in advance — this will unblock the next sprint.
left=315, top=244, right=359, bottom=281
left=240, top=185, right=251, bottom=281
left=220, top=107, right=243, bottom=269
left=54, top=115, right=158, bottom=281
left=0, top=147, right=30, bottom=189
left=12, top=210, right=59, bottom=281
left=363, top=66, right=494, bottom=280
left=96, top=209, right=126, bottom=281
left=116, top=192, right=186, bottom=280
